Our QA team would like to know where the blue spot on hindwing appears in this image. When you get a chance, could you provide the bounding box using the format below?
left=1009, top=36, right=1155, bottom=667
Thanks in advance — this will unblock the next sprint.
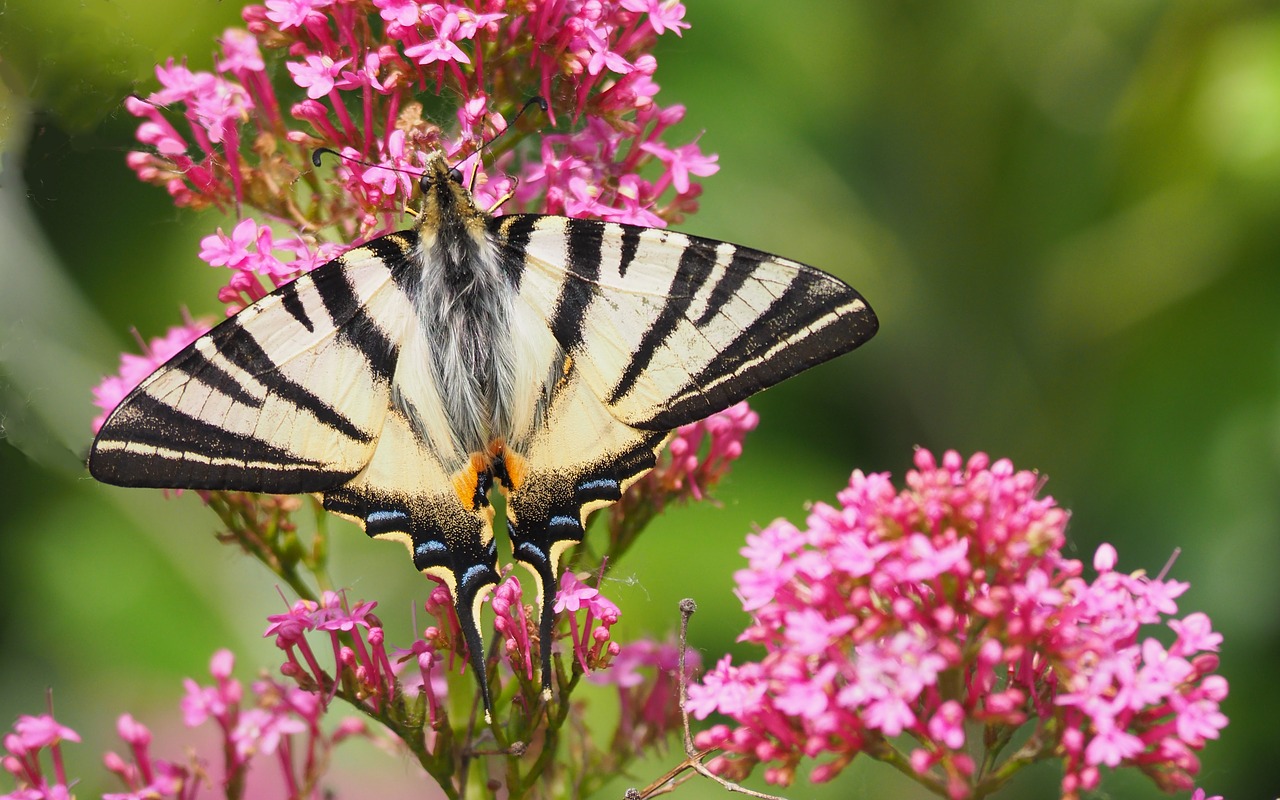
left=576, top=476, right=620, bottom=500
left=460, top=564, right=492, bottom=590
left=414, top=540, right=447, bottom=559
left=366, top=509, right=410, bottom=532
left=516, top=541, right=547, bottom=563
left=549, top=515, right=580, bottom=532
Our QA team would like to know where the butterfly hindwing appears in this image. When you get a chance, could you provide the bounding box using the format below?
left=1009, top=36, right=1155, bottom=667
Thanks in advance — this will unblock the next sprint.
left=321, top=407, right=502, bottom=715
left=500, top=351, right=669, bottom=690
left=89, top=236, right=420, bottom=493
left=493, top=214, right=878, bottom=431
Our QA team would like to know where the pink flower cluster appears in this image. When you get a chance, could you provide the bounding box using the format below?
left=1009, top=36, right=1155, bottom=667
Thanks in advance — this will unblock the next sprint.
left=0, top=652, right=365, bottom=800
left=179, top=649, right=365, bottom=797
left=658, top=401, right=758, bottom=501
left=102, top=714, right=193, bottom=800
left=687, top=449, right=1228, bottom=799
left=122, top=0, right=712, bottom=319
left=264, top=576, right=624, bottom=727
left=2, top=715, right=79, bottom=800
left=554, top=570, right=622, bottom=672
left=264, top=591, right=400, bottom=712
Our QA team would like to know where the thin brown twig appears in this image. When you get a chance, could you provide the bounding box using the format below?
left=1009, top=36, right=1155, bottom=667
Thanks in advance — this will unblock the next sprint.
left=626, top=599, right=789, bottom=800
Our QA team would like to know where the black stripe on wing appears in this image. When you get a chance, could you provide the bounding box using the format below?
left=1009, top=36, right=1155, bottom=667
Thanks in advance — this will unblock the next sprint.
left=211, top=321, right=373, bottom=444
left=606, top=236, right=718, bottom=405
left=313, top=252, right=401, bottom=384
left=693, top=246, right=758, bottom=327
left=90, top=393, right=346, bottom=491
left=636, top=265, right=877, bottom=430
left=278, top=280, right=315, bottom=332
left=173, top=348, right=263, bottom=409
left=492, top=215, right=538, bottom=287
left=549, top=218, right=604, bottom=352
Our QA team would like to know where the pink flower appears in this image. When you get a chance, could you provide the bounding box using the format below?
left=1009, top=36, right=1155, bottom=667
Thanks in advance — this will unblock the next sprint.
left=691, top=449, right=1229, bottom=795
left=265, top=0, right=330, bottom=30
left=286, top=54, right=351, bottom=99
left=199, top=217, right=259, bottom=269
left=1, top=715, right=80, bottom=800
left=404, top=14, right=471, bottom=65
left=641, top=139, right=719, bottom=195
left=11, top=716, right=79, bottom=750
left=218, top=28, right=264, bottom=73
left=491, top=575, right=535, bottom=681
left=555, top=571, right=622, bottom=673
left=374, top=0, right=420, bottom=27
left=553, top=570, right=599, bottom=614
left=231, top=708, right=306, bottom=759
left=621, top=0, right=690, bottom=36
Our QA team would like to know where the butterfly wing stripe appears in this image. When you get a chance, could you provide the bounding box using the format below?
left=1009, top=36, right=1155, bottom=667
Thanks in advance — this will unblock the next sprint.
left=211, top=320, right=373, bottom=443
left=605, top=236, right=718, bottom=405
left=312, top=256, right=399, bottom=384
left=616, top=224, right=642, bottom=277
left=278, top=280, right=315, bottom=333
left=361, top=233, right=421, bottom=289
left=173, top=347, right=264, bottom=409
left=549, top=218, right=604, bottom=352
left=692, top=246, right=758, bottom=327
left=493, top=215, right=538, bottom=287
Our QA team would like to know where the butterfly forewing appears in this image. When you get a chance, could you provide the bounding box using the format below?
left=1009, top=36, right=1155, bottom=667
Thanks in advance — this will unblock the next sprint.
left=89, top=237, right=420, bottom=493
left=494, top=215, right=878, bottom=431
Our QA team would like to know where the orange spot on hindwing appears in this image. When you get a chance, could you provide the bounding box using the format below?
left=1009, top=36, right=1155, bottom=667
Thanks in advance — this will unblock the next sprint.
left=451, top=451, right=493, bottom=510
left=451, top=441, right=529, bottom=508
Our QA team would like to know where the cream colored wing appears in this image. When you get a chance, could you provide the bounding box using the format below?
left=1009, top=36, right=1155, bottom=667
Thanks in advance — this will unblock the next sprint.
left=89, top=235, right=420, bottom=493
left=490, top=215, right=878, bottom=431
left=501, top=354, right=668, bottom=699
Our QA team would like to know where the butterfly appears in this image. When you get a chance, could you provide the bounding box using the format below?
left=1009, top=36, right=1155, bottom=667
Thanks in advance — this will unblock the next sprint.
left=89, top=151, right=878, bottom=720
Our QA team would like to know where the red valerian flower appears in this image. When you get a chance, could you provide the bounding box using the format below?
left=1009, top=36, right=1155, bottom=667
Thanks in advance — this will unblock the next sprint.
left=689, top=449, right=1228, bottom=799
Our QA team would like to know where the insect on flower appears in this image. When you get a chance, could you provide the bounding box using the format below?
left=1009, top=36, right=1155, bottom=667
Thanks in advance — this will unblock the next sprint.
left=91, top=105, right=877, bottom=721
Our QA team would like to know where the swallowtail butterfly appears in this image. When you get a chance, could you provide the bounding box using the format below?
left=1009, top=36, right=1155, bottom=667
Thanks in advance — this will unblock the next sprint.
left=89, top=152, right=878, bottom=718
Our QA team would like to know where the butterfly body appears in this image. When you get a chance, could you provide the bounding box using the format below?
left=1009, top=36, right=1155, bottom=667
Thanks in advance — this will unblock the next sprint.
left=90, top=152, right=878, bottom=719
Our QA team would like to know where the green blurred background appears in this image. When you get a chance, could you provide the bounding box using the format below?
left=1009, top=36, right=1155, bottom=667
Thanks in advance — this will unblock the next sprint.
left=2, top=0, right=1278, bottom=797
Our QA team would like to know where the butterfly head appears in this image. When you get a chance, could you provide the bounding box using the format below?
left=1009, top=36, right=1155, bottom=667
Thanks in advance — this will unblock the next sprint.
left=416, top=151, right=488, bottom=238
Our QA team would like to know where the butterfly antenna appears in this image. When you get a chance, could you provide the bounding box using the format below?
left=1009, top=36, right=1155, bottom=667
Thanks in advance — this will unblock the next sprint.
left=453, top=96, right=548, bottom=173
left=311, top=147, right=425, bottom=179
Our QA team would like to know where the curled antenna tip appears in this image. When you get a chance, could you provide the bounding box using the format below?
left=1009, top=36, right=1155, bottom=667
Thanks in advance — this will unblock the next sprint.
left=311, top=147, right=341, bottom=167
